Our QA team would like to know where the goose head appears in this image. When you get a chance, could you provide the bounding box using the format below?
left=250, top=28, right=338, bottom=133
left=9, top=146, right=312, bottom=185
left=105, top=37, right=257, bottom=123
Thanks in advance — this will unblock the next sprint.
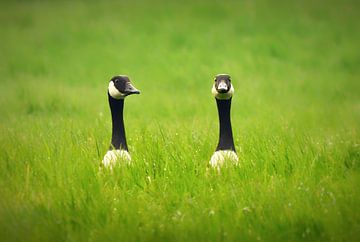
left=211, top=74, right=234, bottom=100
left=108, top=75, right=140, bottom=99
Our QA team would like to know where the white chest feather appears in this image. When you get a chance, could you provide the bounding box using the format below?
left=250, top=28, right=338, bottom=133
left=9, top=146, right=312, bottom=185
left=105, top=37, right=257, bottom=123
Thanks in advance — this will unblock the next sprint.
left=209, top=150, right=239, bottom=168
left=102, top=150, right=131, bottom=169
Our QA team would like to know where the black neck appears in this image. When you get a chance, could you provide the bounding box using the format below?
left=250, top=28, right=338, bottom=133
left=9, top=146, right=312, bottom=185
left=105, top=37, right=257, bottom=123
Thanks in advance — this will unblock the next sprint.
left=215, top=98, right=236, bottom=152
left=108, top=93, right=128, bottom=151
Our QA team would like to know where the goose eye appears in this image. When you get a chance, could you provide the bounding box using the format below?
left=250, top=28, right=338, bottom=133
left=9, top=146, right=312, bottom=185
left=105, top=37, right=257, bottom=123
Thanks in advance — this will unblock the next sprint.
left=115, top=79, right=119, bottom=84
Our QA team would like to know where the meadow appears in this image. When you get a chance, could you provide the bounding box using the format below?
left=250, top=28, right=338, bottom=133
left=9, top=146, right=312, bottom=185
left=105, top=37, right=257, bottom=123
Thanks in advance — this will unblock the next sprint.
left=0, top=0, right=359, bottom=241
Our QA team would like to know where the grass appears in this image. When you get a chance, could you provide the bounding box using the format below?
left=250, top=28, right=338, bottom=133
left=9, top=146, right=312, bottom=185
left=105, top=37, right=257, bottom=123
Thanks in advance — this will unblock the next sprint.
left=0, top=0, right=359, bottom=241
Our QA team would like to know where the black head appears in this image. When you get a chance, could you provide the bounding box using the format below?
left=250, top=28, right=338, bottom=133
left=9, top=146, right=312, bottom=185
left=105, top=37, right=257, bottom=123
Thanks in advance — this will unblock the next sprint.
left=108, top=75, right=140, bottom=99
left=212, top=74, right=234, bottom=100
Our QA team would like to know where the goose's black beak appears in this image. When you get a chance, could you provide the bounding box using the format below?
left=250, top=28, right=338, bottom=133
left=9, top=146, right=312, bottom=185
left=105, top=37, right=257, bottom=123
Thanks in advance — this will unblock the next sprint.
left=124, top=83, right=141, bottom=96
left=217, top=81, right=228, bottom=93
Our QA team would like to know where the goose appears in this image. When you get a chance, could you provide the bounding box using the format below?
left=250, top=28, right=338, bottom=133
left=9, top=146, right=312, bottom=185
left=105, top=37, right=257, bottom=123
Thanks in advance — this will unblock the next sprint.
left=209, top=74, right=239, bottom=168
left=102, top=75, right=140, bottom=168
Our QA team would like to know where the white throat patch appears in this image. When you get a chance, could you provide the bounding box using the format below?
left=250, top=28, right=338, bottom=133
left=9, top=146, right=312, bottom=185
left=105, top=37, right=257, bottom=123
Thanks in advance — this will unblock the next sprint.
left=108, top=81, right=125, bottom=99
left=212, top=84, right=234, bottom=100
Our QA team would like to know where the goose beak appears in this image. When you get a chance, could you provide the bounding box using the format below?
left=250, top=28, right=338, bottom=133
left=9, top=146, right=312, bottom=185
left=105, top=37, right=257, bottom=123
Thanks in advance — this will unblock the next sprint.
left=217, top=81, right=228, bottom=93
left=124, top=83, right=141, bottom=96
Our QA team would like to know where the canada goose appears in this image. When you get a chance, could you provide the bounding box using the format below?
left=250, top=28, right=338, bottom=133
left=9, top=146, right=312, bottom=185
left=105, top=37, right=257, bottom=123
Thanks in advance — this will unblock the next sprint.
left=209, top=74, right=239, bottom=168
left=102, top=75, right=140, bottom=168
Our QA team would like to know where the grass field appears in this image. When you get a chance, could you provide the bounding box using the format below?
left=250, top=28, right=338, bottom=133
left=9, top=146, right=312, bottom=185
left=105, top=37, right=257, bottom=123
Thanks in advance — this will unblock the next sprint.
left=0, top=0, right=359, bottom=241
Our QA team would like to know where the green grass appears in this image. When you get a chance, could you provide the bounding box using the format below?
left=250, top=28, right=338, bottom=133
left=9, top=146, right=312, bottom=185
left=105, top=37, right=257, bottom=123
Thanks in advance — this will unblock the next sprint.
left=0, top=0, right=359, bottom=241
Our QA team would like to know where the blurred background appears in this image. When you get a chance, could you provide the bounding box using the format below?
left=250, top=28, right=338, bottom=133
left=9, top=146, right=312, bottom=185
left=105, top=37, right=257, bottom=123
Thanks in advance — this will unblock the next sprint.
left=0, top=0, right=359, bottom=131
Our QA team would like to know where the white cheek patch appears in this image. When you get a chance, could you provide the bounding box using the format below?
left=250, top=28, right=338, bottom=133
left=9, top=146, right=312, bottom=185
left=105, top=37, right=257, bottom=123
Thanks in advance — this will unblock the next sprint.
left=211, top=84, right=234, bottom=100
left=108, top=81, right=125, bottom=99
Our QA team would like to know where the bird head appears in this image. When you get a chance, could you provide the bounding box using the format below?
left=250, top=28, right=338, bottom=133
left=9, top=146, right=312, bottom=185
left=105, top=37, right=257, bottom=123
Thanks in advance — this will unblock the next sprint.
left=211, top=74, right=234, bottom=100
left=108, top=75, right=140, bottom=99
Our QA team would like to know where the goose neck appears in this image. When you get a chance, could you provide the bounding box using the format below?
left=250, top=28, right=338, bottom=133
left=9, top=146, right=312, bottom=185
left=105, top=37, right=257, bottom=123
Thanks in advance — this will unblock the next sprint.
left=216, top=98, right=235, bottom=151
left=108, top=93, right=128, bottom=150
